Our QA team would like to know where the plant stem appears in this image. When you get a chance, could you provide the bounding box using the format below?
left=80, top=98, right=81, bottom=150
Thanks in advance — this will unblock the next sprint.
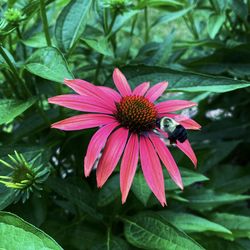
left=94, top=10, right=118, bottom=82
left=0, top=45, right=32, bottom=98
left=125, top=14, right=138, bottom=60
left=16, top=26, right=27, bottom=58
left=39, top=0, right=52, bottom=46
left=144, top=7, right=149, bottom=43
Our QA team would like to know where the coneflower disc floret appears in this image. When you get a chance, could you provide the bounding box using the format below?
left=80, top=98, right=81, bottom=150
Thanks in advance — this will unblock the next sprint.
left=115, top=95, right=158, bottom=133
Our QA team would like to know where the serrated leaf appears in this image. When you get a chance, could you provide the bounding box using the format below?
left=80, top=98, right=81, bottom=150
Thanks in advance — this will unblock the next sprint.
left=124, top=213, right=204, bottom=250
left=55, top=0, right=92, bottom=52
left=210, top=213, right=250, bottom=239
left=0, top=212, right=62, bottom=249
left=0, top=98, right=36, bottom=125
left=121, top=65, right=250, bottom=93
left=158, top=211, right=232, bottom=235
left=25, top=47, right=73, bottom=83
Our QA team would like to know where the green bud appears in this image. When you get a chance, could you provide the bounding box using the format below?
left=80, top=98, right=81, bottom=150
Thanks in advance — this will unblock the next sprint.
left=104, top=0, right=133, bottom=13
left=4, top=8, right=24, bottom=23
left=0, top=151, right=50, bottom=203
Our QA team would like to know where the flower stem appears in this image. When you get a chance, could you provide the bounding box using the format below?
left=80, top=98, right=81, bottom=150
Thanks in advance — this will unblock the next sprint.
left=0, top=45, right=30, bottom=97
left=39, top=0, right=51, bottom=46
left=94, top=10, right=118, bottom=82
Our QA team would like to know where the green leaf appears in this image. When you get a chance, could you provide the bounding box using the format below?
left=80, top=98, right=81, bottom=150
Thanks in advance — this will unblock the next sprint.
left=46, top=177, right=102, bottom=220
left=158, top=211, right=232, bottom=235
left=122, top=65, right=250, bottom=93
left=93, top=236, right=129, bottom=250
left=112, top=10, right=139, bottom=35
left=0, top=98, right=36, bottom=125
left=131, top=171, right=152, bottom=206
left=230, top=0, right=248, bottom=20
left=0, top=186, right=15, bottom=211
left=97, top=174, right=120, bottom=207
left=165, top=168, right=209, bottom=191
left=208, top=13, right=226, bottom=39
left=25, top=47, right=73, bottom=83
left=0, top=47, right=16, bottom=70
left=152, top=6, right=195, bottom=27
left=210, top=213, right=250, bottom=239
left=185, top=188, right=250, bottom=211
left=124, top=213, right=204, bottom=250
left=55, top=0, right=92, bottom=52
left=82, top=38, right=113, bottom=57
left=22, top=32, right=48, bottom=48
left=0, top=212, right=62, bottom=249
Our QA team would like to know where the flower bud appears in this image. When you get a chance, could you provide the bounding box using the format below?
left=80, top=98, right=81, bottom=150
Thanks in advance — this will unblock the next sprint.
left=0, top=151, right=50, bottom=203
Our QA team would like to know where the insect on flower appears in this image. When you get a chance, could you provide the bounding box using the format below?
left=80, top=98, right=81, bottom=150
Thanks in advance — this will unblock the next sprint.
left=48, top=68, right=201, bottom=206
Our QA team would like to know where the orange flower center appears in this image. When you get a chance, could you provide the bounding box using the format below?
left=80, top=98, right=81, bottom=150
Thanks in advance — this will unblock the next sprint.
left=115, top=96, right=158, bottom=133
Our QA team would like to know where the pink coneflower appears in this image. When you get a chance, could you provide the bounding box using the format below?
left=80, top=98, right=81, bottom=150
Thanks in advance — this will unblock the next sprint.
left=48, top=68, right=201, bottom=206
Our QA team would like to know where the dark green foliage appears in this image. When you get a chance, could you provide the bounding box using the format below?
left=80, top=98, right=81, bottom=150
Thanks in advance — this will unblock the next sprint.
left=0, top=0, right=250, bottom=249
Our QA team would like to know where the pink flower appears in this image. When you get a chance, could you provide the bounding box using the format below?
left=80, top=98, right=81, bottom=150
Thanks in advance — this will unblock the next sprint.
left=48, top=68, right=201, bottom=206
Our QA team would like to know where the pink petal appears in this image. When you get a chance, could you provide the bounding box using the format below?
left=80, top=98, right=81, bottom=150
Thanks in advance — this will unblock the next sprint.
left=51, top=114, right=116, bottom=131
left=120, top=133, right=139, bottom=204
left=96, top=127, right=129, bottom=187
left=140, top=136, right=166, bottom=206
left=64, top=79, right=116, bottom=110
left=176, top=139, right=197, bottom=167
left=156, top=100, right=197, bottom=113
left=98, top=86, right=121, bottom=102
left=112, top=68, right=132, bottom=96
left=145, top=81, right=168, bottom=102
left=149, top=133, right=183, bottom=190
left=132, top=82, right=150, bottom=96
left=48, top=94, right=113, bottom=114
left=84, top=122, right=119, bottom=177
left=159, top=113, right=201, bottom=130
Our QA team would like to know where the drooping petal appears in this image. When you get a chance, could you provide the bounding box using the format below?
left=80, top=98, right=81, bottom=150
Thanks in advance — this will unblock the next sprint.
left=96, top=127, right=129, bottom=188
left=112, top=68, right=132, bottom=96
left=98, top=86, right=121, bottom=102
left=84, top=122, right=119, bottom=177
left=120, top=133, right=139, bottom=204
left=132, top=82, right=150, bottom=96
left=64, top=79, right=116, bottom=109
left=149, top=133, right=183, bottom=190
left=176, top=139, right=197, bottom=167
left=140, top=136, right=166, bottom=206
left=156, top=100, right=197, bottom=113
left=145, top=81, right=168, bottom=102
left=159, top=113, right=201, bottom=130
left=51, top=114, right=116, bottom=131
left=48, top=94, right=113, bottom=114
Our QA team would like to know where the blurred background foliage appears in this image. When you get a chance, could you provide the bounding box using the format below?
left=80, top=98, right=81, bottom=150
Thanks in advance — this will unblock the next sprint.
left=0, top=0, right=250, bottom=249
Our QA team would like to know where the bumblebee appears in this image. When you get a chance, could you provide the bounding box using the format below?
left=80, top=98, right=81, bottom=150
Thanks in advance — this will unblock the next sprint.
left=158, top=117, right=187, bottom=143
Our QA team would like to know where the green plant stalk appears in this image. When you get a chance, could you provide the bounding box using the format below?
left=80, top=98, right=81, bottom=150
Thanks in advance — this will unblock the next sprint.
left=16, top=26, right=27, bottom=58
left=1, top=70, right=22, bottom=99
left=144, top=7, right=149, bottom=43
left=39, top=0, right=52, bottom=46
left=94, top=10, right=118, bottom=83
left=125, top=14, right=138, bottom=60
left=0, top=45, right=30, bottom=98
